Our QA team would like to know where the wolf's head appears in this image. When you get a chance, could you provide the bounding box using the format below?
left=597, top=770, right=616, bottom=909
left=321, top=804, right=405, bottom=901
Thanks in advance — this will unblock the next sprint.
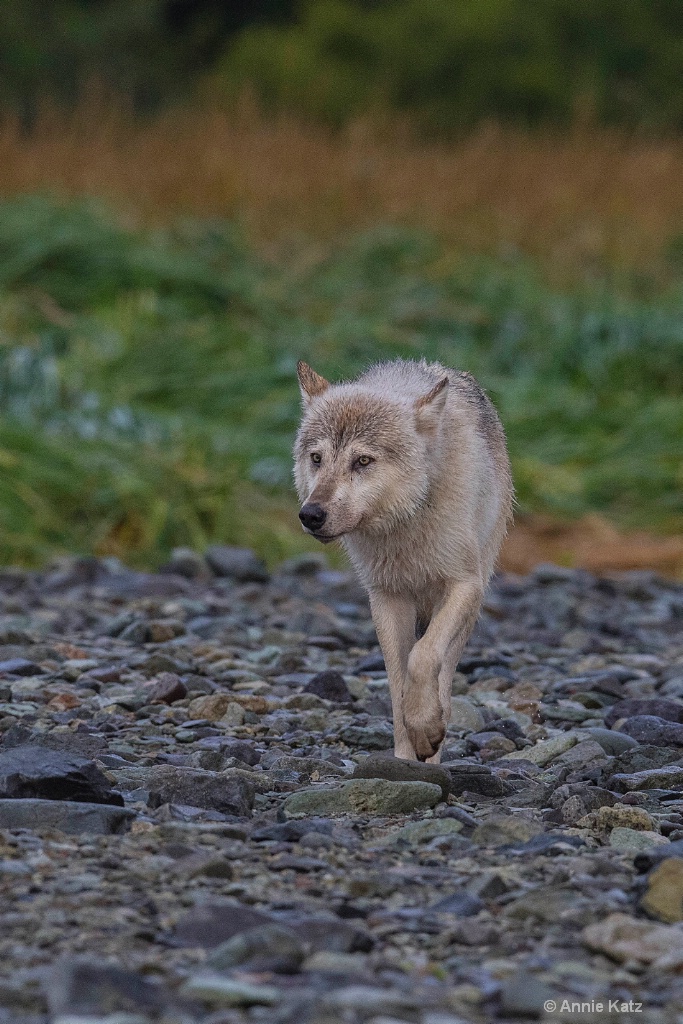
left=293, top=361, right=448, bottom=542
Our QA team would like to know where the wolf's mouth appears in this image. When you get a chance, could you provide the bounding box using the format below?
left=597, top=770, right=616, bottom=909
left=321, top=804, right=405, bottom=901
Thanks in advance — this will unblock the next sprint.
left=306, top=530, right=340, bottom=544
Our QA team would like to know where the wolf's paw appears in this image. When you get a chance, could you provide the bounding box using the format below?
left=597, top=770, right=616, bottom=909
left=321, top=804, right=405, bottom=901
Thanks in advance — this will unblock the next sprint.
left=403, top=692, right=445, bottom=761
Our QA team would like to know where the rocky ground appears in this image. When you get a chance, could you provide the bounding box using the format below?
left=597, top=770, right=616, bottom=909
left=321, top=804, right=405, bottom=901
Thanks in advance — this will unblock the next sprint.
left=0, top=547, right=682, bottom=1024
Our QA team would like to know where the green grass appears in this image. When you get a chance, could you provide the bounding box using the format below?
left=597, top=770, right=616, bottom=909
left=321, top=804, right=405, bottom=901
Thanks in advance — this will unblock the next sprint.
left=0, top=195, right=680, bottom=567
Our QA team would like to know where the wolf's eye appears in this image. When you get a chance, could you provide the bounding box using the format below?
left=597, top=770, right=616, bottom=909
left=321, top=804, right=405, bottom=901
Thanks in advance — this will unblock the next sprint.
left=310, top=452, right=322, bottom=465
left=355, top=455, right=373, bottom=467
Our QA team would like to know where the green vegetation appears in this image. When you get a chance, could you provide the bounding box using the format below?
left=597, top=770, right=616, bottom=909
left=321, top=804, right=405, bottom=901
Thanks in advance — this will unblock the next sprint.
left=0, top=195, right=680, bottom=567
left=212, top=0, right=683, bottom=132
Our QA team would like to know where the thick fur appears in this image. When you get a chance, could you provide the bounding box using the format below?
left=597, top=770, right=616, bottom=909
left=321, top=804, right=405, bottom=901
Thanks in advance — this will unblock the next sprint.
left=294, top=358, right=513, bottom=762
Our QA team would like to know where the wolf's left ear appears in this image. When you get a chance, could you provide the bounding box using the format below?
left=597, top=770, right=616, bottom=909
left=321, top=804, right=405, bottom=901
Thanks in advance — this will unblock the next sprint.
left=297, top=361, right=330, bottom=405
left=414, top=376, right=449, bottom=432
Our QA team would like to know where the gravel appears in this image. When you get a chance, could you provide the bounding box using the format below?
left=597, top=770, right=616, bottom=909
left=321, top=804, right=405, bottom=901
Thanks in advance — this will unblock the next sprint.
left=0, top=552, right=680, bottom=1022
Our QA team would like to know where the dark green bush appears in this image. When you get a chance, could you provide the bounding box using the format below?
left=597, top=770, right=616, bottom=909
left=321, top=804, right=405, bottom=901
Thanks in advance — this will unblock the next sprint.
left=215, top=0, right=683, bottom=132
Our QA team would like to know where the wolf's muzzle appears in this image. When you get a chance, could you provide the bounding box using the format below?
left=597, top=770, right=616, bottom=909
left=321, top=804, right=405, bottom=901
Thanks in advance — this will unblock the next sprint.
left=299, top=502, right=327, bottom=532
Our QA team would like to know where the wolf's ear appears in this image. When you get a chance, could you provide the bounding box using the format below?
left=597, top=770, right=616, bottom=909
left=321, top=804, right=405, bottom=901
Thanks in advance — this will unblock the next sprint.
left=414, top=376, right=449, bottom=432
left=297, top=361, right=330, bottom=405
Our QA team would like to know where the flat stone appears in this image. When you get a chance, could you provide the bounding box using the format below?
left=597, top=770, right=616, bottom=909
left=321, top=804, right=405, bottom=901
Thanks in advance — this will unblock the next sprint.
left=609, top=827, right=670, bottom=853
left=111, top=765, right=255, bottom=816
left=281, top=779, right=443, bottom=818
left=206, top=924, right=306, bottom=974
left=577, top=805, right=656, bottom=831
left=503, top=732, right=578, bottom=766
left=0, top=744, right=123, bottom=805
left=441, top=762, right=512, bottom=797
left=471, top=815, right=544, bottom=847
left=617, top=715, right=683, bottom=746
left=0, top=799, right=134, bottom=835
left=583, top=913, right=683, bottom=969
left=173, top=899, right=273, bottom=949
left=376, top=818, right=465, bottom=848
left=640, top=858, right=683, bottom=923
left=182, top=974, right=279, bottom=1006
left=205, top=545, right=269, bottom=582
left=605, top=698, right=683, bottom=728
left=47, top=955, right=169, bottom=1018
left=608, top=765, right=683, bottom=792
left=352, top=753, right=452, bottom=800
left=499, top=972, right=557, bottom=1018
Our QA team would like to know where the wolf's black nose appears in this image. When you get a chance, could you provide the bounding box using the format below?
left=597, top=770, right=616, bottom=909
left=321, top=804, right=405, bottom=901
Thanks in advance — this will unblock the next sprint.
left=299, top=503, right=327, bottom=530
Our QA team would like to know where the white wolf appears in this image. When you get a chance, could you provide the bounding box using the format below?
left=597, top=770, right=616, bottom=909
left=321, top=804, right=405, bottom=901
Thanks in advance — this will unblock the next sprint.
left=294, top=358, right=513, bottom=762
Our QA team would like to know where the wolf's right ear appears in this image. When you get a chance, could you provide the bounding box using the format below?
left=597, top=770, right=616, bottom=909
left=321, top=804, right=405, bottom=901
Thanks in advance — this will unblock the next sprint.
left=297, top=361, right=330, bottom=405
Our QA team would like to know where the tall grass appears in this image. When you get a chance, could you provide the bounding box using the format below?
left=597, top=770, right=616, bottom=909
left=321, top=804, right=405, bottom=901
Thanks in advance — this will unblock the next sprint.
left=0, top=194, right=680, bottom=568
left=2, top=95, right=683, bottom=282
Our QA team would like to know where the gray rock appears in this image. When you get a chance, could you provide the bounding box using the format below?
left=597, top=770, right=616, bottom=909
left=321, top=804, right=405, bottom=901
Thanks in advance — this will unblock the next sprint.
left=290, top=915, right=373, bottom=953
left=472, top=815, right=544, bottom=847
left=0, top=799, right=134, bottom=834
left=608, top=765, right=683, bottom=792
left=173, top=899, right=273, bottom=948
left=304, top=670, right=353, bottom=702
left=450, top=697, right=486, bottom=732
left=584, top=727, right=639, bottom=755
left=47, top=955, right=169, bottom=1018
left=617, top=715, right=683, bottom=746
left=376, top=818, right=465, bottom=848
left=182, top=975, right=279, bottom=1006
left=609, top=745, right=683, bottom=775
left=281, top=779, right=443, bottom=817
left=205, top=545, right=269, bottom=582
left=503, top=732, right=578, bottom=766
left=111, top=765, right=255, bottom=816
left=0, top=744, right=123, bottom=805
left=338, top=723, right=394, bottom=750
left=605, top=698, right=683, bottom=728
left=352, top=752, right=452, bottom=801
left=441, top=762, right=513, bottom=797
left=499, top=972, right=557, bottom=1018
left=206, top=924, right=306, bottom=974
left=609, top=828, right=670, bottom=853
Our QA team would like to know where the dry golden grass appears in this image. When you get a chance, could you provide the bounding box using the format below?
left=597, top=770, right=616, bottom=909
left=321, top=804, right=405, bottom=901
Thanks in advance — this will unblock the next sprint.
left=2, top=93, right=683, bottom=276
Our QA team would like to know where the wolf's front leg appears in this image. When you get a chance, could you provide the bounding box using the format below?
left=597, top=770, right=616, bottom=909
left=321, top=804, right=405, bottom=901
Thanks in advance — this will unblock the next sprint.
left=369, top=591, right=418, bottom=760
left=403, top=579, right=484, bottom=761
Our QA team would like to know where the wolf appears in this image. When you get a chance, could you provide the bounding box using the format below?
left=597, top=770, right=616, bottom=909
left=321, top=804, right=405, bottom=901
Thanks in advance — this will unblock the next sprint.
left=294, top=358, right=513, bottom=762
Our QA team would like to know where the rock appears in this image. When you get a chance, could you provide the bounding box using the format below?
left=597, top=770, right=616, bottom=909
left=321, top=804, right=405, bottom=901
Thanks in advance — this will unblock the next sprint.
left=218, top=740, right=261, bottom=766
left=609, top=745, right=683, bottom=775
left=449, top=697, right=486, bottom=732
left=499, top=972, right=557, bottom=1019
left=112, top=765, right=255, bottom=816
left=290, top=915, right=373, bottom=953
left=617, top=715, right=683, bottom=746
left=352, top=753, right=452, bottom=801
left=182, top=975, right=279, bottom=1006
left=269, top=755, right=346, bottom=782
left=609, top=828, right=670, bottom=853
left=163, top=547, right=210, bottom=580
left=0, top=744, right=123, bottom=805
left=353, top=653, right=385, bottom=673
left=640, top=858, right=683, bottom=922
left=577, top=805, right=657, bottom=832
left=304, top=670, right=353, bottom=702
left=173, top=899, right=273, bottom=948
left=146, top=672, right=187, bottom=704
left=584, top=727, right=639, bottom=755
left=471, top=815, right=544, bottom=847
left=441, top=762, right=513, bottom=797
left=187, top=693, right=235, bottom=721
left=377, top=818, right=465, bottom=848
left=322, top=986, right=421, bottom=1015
left=206, top=924, right=306, bottom=973
left=47, top=955, right=169, bottom=1018
left=604, top=698, right=683, bottom=728
left=205, top=545, right=269, bottom=582
left=281, top=779, right=443, bottom=818
left=0, top=799, right=134, bottom=834
left=634, top=838, right=683, bottom=872
left=502, top=732, right=578, bottom=766
left=551, top=739, right=607, bottom=770
left=583, top=913, right=683, bottom=969
left=608, top=765, right=683, bottom=792
left=338, top=722, right=394, bottom=749
left=0, top=657, right=44, bottom=676
left=430, top=891, right=484, bottom=917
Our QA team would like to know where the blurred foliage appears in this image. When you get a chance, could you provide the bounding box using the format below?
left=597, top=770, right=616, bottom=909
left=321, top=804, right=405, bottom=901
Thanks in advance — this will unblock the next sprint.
left=0, top=196, right=680, bottom=566
left=217, top=0, right=683, bottom=132
left=3, top=0, right=683, bottom=132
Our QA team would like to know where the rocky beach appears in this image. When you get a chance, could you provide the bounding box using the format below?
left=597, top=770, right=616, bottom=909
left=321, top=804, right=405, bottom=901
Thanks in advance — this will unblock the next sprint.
left=0, top=548, right=681, bottom=1023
